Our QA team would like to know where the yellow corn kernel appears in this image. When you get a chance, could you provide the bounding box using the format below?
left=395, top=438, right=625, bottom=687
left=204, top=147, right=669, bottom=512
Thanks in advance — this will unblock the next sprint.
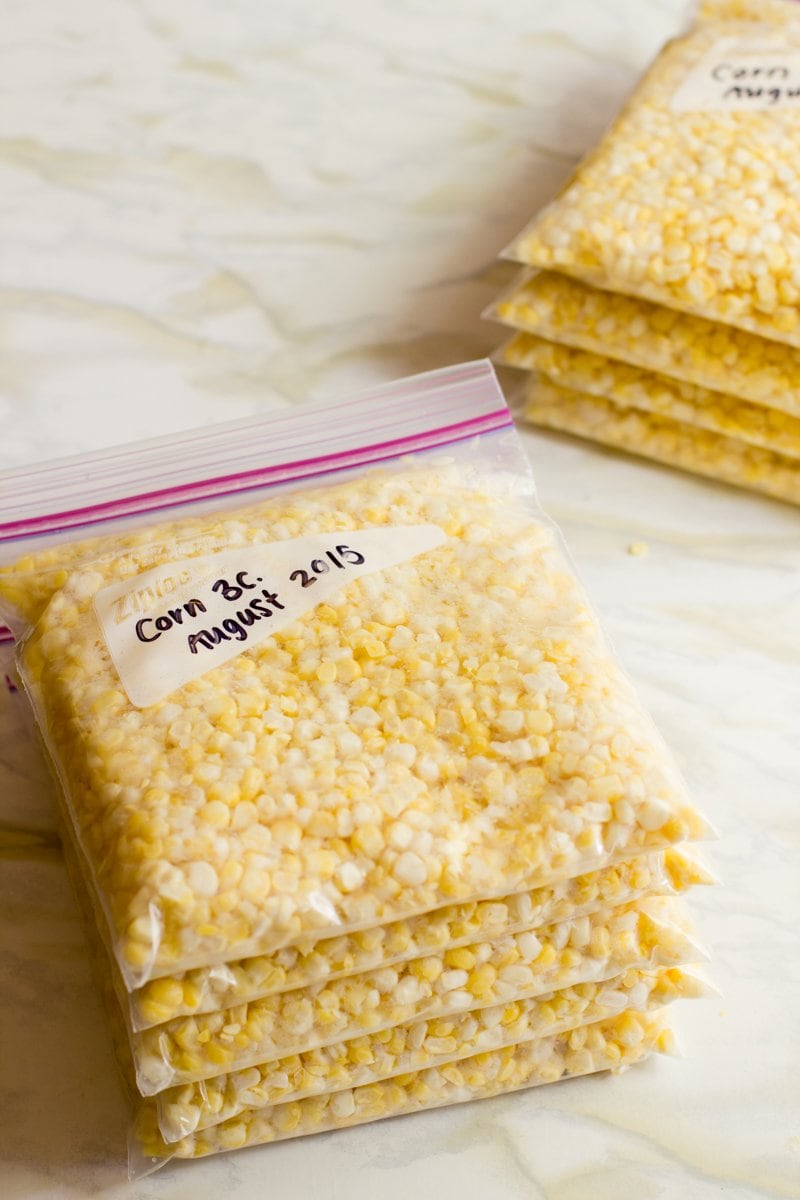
left=467, top=963, right=497, bottom=998
left=411, top=956, right=443, bottom=984
left=351, top=824, right=385, bottom=858
left=206, top=1043, right=235, bottom=1067
left=348, top=1044, right=375, bottom=1066
left=501, top=1002, right=522, bottom=1026
left=444, top=947, right=476, bottom=971
left=535, top=944, right=557, bottom=968
left=590, top=925, right=612, bottom=960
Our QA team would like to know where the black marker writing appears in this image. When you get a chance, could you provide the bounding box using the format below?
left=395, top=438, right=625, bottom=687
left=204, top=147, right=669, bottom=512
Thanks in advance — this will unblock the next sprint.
left=187, top=591, right=284, bottom=654
left=135, top=598, right=207, bottom=643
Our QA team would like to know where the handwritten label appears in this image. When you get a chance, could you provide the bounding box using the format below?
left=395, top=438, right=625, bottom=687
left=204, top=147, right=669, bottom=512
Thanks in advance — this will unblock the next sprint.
left=671, top=38, right=800, bottom=112
left=94, top=525, right=447, bottom=707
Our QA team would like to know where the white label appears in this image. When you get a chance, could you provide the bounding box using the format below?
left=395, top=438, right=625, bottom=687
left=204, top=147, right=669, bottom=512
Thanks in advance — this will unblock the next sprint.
left=94, top=525, right=447, bottom=707
left=671, top=37, right=800, bottom=112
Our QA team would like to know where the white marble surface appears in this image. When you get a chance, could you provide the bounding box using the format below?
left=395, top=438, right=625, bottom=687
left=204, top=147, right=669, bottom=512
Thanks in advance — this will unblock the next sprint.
left=1, top=1, right=799, bottom=1197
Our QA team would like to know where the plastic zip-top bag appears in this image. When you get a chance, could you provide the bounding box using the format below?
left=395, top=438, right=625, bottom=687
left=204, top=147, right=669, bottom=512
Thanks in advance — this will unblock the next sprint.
left=130, top=895, right=705, bottom=1094
left=58, top=781, right=711, bottom=1169
left=522, top=378, right=800, bottom=506
left=153, top=966, right=711, bottom=1144
left=499, top=334, right=800, bottom=460
left=1, top=362, right=715, bottom=1177
left=491, top=270, right=800, bottom=415
left=128, top=846, right=712, bottom=1030
left=506, top=13, right=800, bottom=346
left=132, top=1009, right=677, bottom=1169
left=0, top=361, right=710, bottom=994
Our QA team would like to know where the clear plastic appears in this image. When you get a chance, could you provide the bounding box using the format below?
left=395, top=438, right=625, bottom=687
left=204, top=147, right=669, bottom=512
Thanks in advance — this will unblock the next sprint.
left=491, top=271, right=800, bottom=416
left=506, top=20, right=800, bottom=347
left=500, top=335, right=800, bottom=461
left=60, top=786, right=712, bottom=1041
left=156, top=966, right=709, bottom=1143
left=0, top=361, right=710, bottom=991
left=130, top=846, right=712, bottom=1031
left=63, top=814, right=707, bottom=1158
left=131, top=1009, right=674, bottom=1171
left=131, top=896, right=703, bottom=1094
left=523, top=379, right=800, bottom=506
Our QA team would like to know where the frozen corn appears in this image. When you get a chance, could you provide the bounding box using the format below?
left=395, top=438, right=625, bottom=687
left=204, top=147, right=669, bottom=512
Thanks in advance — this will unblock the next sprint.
left=132, top=847, right=712, bottom=1030
left=134, top=1009, right=674, bottom=1165
left=132, top=896, right=701, bottom=1094
left=524, top=379, right=800, bottom=506
left=4, top=371, right=714, bottom=1176
left=156, top=966, right=707, bottom=1142
left=508, top=22, right=800, bottom=345
left=502, top=336, right=800, bottom=460
left=493, top=272, right=800, bottom=415
left=3, top=469, right=708, bottom=988
left=81, top=830, right=703, bottom=1171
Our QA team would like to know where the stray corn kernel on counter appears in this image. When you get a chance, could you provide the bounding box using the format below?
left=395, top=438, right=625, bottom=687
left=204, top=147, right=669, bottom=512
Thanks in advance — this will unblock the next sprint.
left=0, top=363, right=713, bottom=1175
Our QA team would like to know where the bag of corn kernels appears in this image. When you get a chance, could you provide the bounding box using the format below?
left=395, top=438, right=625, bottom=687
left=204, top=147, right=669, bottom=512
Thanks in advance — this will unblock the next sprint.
left=506, top=15, right=800, bottom=347
left=129, top=1009, right=678, bottom=1173
left=499, top=331, right=800, bottom=463
left=124, top=845, right=711, bottom=1032
left=0, top=361, right=710, bottom=990
left=522, top=376, right=800, bottom=507
left=488, top=269, right=800, bottom=414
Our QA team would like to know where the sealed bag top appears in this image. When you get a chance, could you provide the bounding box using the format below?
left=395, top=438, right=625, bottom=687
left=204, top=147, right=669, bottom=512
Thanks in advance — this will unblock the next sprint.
left=508, top=16, right=800, bottom=347
left=0, top=364, right=708, bottom=989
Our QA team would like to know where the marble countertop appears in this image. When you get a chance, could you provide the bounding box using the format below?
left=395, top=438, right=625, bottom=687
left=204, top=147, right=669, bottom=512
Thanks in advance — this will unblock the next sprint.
left=2, top=1, right=799, bottom=1197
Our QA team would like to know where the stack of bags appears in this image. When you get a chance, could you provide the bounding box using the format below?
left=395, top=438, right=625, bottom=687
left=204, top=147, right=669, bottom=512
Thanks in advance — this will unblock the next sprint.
left=0, top=469, right=714, bottom=1175
left=129, top=853, right=714, bottom=1168
left=490, top=0, right=800, bottom=506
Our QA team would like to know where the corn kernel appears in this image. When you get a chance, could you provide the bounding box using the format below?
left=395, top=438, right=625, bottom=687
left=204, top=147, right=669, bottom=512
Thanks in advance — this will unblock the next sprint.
left=444, top=947, right=476, bottom=971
